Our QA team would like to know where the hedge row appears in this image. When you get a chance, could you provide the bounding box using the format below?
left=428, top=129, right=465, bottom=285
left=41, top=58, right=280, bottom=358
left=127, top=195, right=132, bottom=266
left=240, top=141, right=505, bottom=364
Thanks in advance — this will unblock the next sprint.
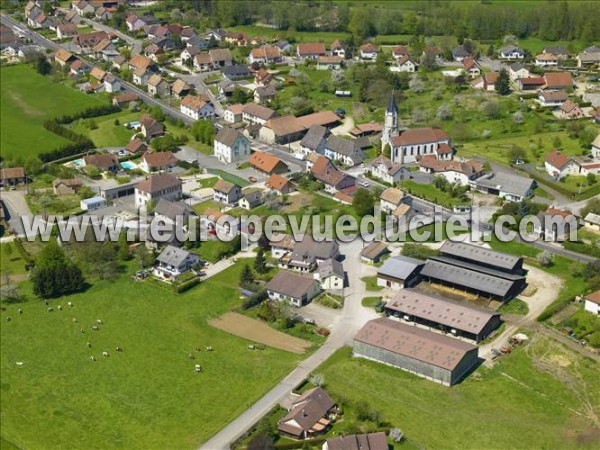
left=174, top=277, right=201, bottom=293
left=40, top=120, right=94, bottom=163
left=55, top=104, right=121, bottom=124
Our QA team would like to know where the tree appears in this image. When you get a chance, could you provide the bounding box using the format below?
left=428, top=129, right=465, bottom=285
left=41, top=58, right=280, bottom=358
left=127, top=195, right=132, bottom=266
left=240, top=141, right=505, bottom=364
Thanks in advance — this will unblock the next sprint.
left=135, top=245, right=155, bottom=268
left=382, top=143, right=391, bottom=158
left=587, top=173, right=597, bottom=186
left=436, top=104, right=453, bottom=121
left=240, top=264, right=255, bottom=287
left=150, top=106, right=165, bottom=122
left=509, top=146, right=526, bottom=162
left=390, top=428, right=404, bottom=443
left=487, top=43, right=495, bottom=57
left=308, top=373, right=325, bottom=387
left=31, top=239, right=84, bottom=298
left=496, top=68, right=510, bottom=95
left=254, top=247, right=267, bottom=274
left=537, top=250, right=553, bottom=267
left=513, top=110, right=524, bottom=124
left=409, top=76, right=425, bottom=93
left=401, top=243, right=439, bottom=260
left=34, top=56, right=51, bottom=75
left=118, top=233, right=132, bottom=261
left=352, top=188, right=375, bottom=217
left=481, top=101, right=501, bottom=119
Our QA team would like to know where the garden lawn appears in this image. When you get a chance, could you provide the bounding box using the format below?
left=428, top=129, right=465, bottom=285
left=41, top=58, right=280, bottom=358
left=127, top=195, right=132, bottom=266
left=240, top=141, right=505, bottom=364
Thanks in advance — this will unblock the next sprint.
left=69, top=111, right=139, bottom=148
left=0, top=243, right=28, bottom=283
left=317, top=343, right=600, bottom=449
left=0, top=64, right=107, bottom=161
left=401, top=180, right=467, bottom=208
left=0, top=263, right=301, bottom=450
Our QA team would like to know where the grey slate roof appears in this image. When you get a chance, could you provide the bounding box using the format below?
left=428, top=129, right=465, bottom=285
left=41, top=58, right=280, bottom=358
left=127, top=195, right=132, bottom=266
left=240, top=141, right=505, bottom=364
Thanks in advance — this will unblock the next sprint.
left=360, top=241, right=389, bottom=261
left=266, top=270, right=318, bottom=299
left=377, top=255, right=424, bottom=280
left=154, top=199, right=195, bottom=221
left=475, top=172, right=535, bottom=198
left=215, top=126, right=244, bottom=147
left=326, top=135, right=357, bottom=157
left=319, top=258, right=344, bottom=280
left=156, top=245, right=196, bottom=267
left=452, top=46, right=469, bottom=58
left=386, top=289, right=500, bottom=335
left=292, top=236, right=339, bottom=261
left=241, top=188, right=263, bottom=207
left=440, top=241, right=521, bottom=272
left=300, top=125, right=328, bottom=151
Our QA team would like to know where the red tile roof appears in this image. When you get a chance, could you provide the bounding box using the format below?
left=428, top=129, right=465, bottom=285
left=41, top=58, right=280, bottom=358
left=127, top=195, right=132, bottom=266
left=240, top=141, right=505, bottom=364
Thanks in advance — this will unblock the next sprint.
left=297, top=42, right=326, bottom=56
left=392, top=127, right=449, bottom=146
left=545, top=149, right=571, bottom=169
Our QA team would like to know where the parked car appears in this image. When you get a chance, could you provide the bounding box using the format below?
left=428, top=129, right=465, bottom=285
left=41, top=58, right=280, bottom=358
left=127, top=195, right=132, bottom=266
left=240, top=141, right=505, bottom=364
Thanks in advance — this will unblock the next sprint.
left=248, top=176, right=257, bottom=183
left=336, top=107, right=346, bottom=118
left=358, top=180, right=369, bottom=188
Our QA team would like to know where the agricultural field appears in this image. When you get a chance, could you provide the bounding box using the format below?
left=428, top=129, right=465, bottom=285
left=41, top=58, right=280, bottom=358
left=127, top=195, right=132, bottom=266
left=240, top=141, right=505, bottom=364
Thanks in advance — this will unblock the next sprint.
left=0, top=64, right=107, bottom=162
left=0, top=262, right=302, bottom=449
left=316, top=342, right=600, bottom=449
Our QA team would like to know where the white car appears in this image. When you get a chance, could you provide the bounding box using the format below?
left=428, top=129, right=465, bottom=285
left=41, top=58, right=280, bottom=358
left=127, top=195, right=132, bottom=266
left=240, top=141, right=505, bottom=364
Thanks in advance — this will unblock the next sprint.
left=358, top=180, right=370, bottom=188
left=293, top=153, right=306, bottom=161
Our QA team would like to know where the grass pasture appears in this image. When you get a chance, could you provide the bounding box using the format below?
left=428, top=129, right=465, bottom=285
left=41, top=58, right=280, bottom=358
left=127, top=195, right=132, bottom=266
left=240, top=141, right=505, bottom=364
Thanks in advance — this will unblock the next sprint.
left=0, top=64, right=107, bottom=161
left=69, top=110, right=139, bottom=148
left=0, top=262, right=301, bottom=449
left=318, top=342, right=600, bottom=449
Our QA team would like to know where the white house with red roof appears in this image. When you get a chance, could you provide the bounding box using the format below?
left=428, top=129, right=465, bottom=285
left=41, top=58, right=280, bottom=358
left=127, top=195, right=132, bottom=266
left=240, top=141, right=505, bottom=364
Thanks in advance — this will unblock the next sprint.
left=544, top=149, right=581, bottom=178
left=583, top=290, right=600, bottom=315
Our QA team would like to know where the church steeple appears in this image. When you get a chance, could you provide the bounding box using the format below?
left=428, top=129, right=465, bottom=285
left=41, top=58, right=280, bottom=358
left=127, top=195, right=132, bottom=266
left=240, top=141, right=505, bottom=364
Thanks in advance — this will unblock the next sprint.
left=381, top=90, right=398, bottom=150
left=387, top=89, right=398, bottom=115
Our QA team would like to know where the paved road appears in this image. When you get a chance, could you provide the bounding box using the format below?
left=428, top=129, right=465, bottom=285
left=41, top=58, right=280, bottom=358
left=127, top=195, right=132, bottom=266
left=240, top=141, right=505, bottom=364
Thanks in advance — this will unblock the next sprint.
left=0, top=190, right=31, bottom=237
left=200, top=239, right=377, bottom=450
left=79, top=16, right=143, bottom=55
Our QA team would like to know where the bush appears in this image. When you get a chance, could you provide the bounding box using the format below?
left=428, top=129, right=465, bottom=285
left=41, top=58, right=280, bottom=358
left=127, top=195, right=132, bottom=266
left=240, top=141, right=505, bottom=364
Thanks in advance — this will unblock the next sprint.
left=174, top=277, right=201, bottom=293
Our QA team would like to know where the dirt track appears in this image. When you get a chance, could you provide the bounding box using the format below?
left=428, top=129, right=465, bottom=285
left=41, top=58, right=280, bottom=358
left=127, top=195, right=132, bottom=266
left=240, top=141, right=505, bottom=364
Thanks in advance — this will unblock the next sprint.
left=209, top=312, right=311, bottom=354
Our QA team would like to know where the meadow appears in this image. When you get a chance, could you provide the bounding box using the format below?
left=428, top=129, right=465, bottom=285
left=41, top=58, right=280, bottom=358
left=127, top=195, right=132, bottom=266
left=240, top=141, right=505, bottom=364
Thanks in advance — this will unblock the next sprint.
left=69, top=110, right=139, bottom=148
left=0, top=64, right=107, bottom=161
left=0, top=262, right=302, bottom=449
left=317, top=342, right=600, bottom=449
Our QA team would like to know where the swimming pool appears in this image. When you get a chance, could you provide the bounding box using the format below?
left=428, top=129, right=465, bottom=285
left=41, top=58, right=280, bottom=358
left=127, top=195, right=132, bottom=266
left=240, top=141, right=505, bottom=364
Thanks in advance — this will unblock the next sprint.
left=121, top=161, right=137, bottom=170
left=72, top=158, right=84, bottom=168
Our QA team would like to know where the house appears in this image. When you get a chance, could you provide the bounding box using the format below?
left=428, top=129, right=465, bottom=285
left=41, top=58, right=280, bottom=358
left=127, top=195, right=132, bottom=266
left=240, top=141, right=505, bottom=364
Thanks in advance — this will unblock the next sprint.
left=323, top=135, right=365, bottom=166
left=223, top=104, right=245, bottom=124
left=385, top=289, right=501, bottom=343
left=69, top=59, right=88, bottom=76
left=275, top=40, right=292, bottom=53
left=213, top=179, right=242, bottom=205
left=538, top=90, right=568, bottom=107
left=242, top=103, right=278, bottom=125
left=299, top=125, right=328, bottom=156
left=124, top=139, right=147, bottom=155
left=360, top=241, right=389, bottom=265
left=128, top=55, right=154, bottom=73
left=80, top=196, right=106, bottom=212
left=140, top=114, right=164, bottom=140
left=517, top=77, right=545, bottom=91
left=418, top=156, right=485, bottom=185
left=420, top=242, right=526, bottom=301
left=95, top=6, right=113, bottom=21
left=310, top=156, right=356, bottom=194
left=72, top=0, right=95, bottom=16
left=545, top=149, right=581, bottom=178
left=238, top=188, right=263, bottom=210
left=390, top=127, right=451, bottom=164
left=254, top=68, right=273, bottom=86
left=462, top=58, right=480, bottom=78
left=392, top=45, right=409, bottom=60
left=316, top=259, right=344, bottom=290
left=89, top=66, right=106, bottom=82
left=354, top=318, right=479, bottom=386
left=391, top=54, right=418, bottom=73
left=481, top=71, right=499, bottom=91
left=258, top=116, right=304, bottom=145
left=0, top=167, right=26, bottom=186
left=270, top=234, right=296, bottom=258
left=248, top=151, right=289, bottom=175
left=154, top=199, right=196, bottom=225
left=133, top=67, right=151, bottom=86
left=140, top=151, right=177, bottom=173
left=57, top=23, right=78, bottom=39
left=154, top=245, right=199, bottom=280
left=509, top=63, right=530, bottom=80
left=214, top=127, right=251, bottom=164
left=73, top=31, right=110, bottom=53
left=54, top=48, right=75, bottom=67
left=535, top=53, right=558, bottom=67
left=126, top=14, right=146, bottom=31
left=181, top=46, right=201, bottom=63
left=557, top=99, right=584, bottom=119
left=147, top=74, right=170, bottom=97
left=266, top=174, right=295, bottom=195
left=592, top=134, right=600, bottom=159
left=359, top=43, right=378, bottom=60
left=376, top=255, right=424, bottom=289
left=577, top=46, right=600, bottom=68
left=254, top=85, right=276, bottom=104
left=583, top=290, right=600, bottom=315
left=209, top=48, right=233, bottom=68
left=278, top=235, right=340, bottom=273
left=135, top=173, right=182, bottom=208
left=144, top=43, right=164, bottom=62
left=266, top=270, right=321, bottom=307
left=582, top=213, right=600, bottom=233
left=180, top=95, right=215, bottom=120
left=451, top=45, right=469, bottom=62
left=102, top=73, right=120, bottom=93
left=297, top=42, right=326, bottom=60
left=249, top=45, right=281, bottom=64
left=543, top=46, right=569, bottom=59
left=222, top=64, right=251, bottom=80
left=379, top=187, right=405, bottom=215
left=534, top=207, right=576, bottom=242
left=146, top=24, right=170, bottom=40
left=366, top=155, right=407, bottom=185
left=112, top=92, right=139, bottom=107
left=53, top=178, right=83, bottom=195
left=476, top=172, right=535, bottom=202
left=316, top=55, right=344, bottom=70
left=543, top=72, right=574, bottom=90
left=498, top=45, right=525, bottom=60
left=83, top=154, right=119, bottom=173
left=330, top=39, right=346, bottom=58
left=278, top=387, right=337, bottom=439
left=170, top=79, right=190, bottom=99
left=323, top=432, right=388, bottom=450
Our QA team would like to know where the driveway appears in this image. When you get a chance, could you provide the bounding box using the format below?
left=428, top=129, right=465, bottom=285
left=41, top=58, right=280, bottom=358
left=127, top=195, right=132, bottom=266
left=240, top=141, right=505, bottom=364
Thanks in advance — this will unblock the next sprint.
left=330, top=116, right=355, bottom=136
left=1, top=190, right=32, bottom=237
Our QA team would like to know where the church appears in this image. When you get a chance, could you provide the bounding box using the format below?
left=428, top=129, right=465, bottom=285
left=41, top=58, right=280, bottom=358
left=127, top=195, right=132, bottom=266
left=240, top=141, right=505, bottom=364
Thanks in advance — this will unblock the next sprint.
left=381, top=92, right=454, bottom=164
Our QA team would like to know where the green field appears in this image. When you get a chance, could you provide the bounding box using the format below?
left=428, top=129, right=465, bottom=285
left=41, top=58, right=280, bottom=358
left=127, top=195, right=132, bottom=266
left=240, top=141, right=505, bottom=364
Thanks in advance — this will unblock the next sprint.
left=317, top=342, right=600, bottom=449
left=228, top=25, right=350, bottom=44
left=0, top=64, right=107, bottom=162
left=70, top=110, right=139, bottom=148
left=0, top=262, right=301, bottom=449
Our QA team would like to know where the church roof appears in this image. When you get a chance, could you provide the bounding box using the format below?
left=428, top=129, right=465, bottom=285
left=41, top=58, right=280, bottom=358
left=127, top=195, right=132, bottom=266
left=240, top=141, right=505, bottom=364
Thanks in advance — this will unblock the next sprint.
left=387, top=90, right=398, bottom=114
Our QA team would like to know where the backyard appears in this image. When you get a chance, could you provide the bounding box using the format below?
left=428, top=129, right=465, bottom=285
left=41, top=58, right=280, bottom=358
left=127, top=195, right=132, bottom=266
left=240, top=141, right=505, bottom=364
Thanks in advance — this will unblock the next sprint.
left=0, top=262, right=302, bottom=449
left=0, top=64, right=107, bottom=161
